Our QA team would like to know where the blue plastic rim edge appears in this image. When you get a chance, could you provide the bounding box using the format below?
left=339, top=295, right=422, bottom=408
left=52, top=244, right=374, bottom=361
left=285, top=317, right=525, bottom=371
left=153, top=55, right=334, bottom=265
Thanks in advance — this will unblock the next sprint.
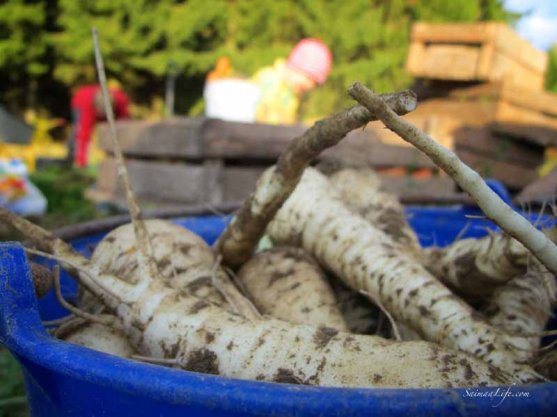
left=0, top=210, right=556, bottom=417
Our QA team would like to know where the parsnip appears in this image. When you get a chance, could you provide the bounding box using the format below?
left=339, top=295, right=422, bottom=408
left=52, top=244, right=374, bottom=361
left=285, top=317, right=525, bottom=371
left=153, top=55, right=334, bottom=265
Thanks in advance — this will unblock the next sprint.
left=266, top=168, right=540, bottom=382
left=482, top=264, right=555, bottom=353
left=93, top=220, right=225, bottom=305
left=237, top=247, right=348, bottom=331
left=0, top=207, right=514, bottom=388
left=56, top=317, right=137, bottom=358
left=329, top=168, right=420, bottom=254
left=349, top=82, right=557, bottom=276
left=423, top=233, right=529, bottom=298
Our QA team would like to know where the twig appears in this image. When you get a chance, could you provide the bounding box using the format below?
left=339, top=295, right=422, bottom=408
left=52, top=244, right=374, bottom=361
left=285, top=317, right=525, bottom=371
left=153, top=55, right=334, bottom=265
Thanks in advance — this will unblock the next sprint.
left=215, top=90, right=418, bottom=268
left=348, top=82, right=557, bottom=276
left=52, top=265, right=120, bottom=328
left=360, top=289, right=402, bottom=341
left=92, top=28, right=160, bottom=284
left=24, top=247, right=123, bottom=305
left=210, top=255, right=262, bottom=321
left=131, top=355, right=179, bottom=366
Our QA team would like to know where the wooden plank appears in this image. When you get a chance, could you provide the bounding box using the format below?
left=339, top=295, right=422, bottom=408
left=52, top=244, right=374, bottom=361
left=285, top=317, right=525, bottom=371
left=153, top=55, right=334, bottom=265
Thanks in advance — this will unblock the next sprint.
left=489, top=122, right=557, bottom=148
left=515, top=168, right=557, bottom=205
left=203, top=119, right=304, bottom=159
left=457, top=150, right=537, bottom=190
left=495, top=100, right=557, bottom=132
left=493, top=24, right=547, bottom=75
left=407, top=22, right=546, bottom=88
left=410, top=22, right=494, bottom=44
left=418, top=45, right=481, bottom=80
left=501, top=84, right=557, bottom=119
left=453, top=126, right=544, bottom=167
left=321, top=129, right=437, bottom=169
left=378, top=175, right=456, bottom=198
left=95, top=158, right=219, bottom=204
left=98, top=118, right=205, bottom=158
left=223, top=166, right=267, bottom=202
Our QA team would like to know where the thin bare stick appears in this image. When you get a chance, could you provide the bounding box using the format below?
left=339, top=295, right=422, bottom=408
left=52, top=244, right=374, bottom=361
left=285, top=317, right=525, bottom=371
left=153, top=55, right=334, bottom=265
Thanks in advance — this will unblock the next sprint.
left=348, top=82, right=557, bottom=276
left=92, top=28, right=160, bottom=283
left=131, top=355, right=179, bottom=366
left=215, top=90, right=418, bottom=267
left=360, top=290, right=402, bottom=341
left=24, top=247, right=123, bottom=306
left=211, top=255, right=262, bottom=321
left=52, top=265, right=120, bottom=328
left=42, top=315, right=75, bottom=327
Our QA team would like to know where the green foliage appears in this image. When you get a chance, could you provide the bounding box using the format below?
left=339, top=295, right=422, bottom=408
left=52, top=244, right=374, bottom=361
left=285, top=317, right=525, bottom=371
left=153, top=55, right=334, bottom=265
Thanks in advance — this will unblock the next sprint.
left=0, top=348, right=28, bottom=417
left=0, top=0, right=47, bottom=77
left=29, top=166, right=107, bottom=228
left=546, top=45, right=557, bottom=93
left=0, top=0, right=517, bottom=118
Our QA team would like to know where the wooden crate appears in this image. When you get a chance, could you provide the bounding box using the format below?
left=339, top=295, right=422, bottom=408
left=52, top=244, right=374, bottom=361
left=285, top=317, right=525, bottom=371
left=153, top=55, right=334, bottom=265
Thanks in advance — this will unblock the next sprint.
left=91, top=118, right=463, bottom=208
left=406, top=22, right=547, bottom=90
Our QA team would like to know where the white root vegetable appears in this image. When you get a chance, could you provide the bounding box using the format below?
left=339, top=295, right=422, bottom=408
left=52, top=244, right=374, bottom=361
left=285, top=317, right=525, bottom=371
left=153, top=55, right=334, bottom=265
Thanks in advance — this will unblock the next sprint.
left=56, top=317, right=137, bottom=358
left=266, top=168, right=540, bottom=382
left=93, top=220, right=226, bottom=305
left=423, top=233, right=530, bottom=298
left=0, top=208, right=514, bottom=388
left=215, top=91, right=418, bottom=268
left=348, top=82, right=557, bottom=276
left=329, top=168, right=421, bottom=255
left=237, top=247, right=348, bottom=331
left=482, top=264, right=556, bottom=354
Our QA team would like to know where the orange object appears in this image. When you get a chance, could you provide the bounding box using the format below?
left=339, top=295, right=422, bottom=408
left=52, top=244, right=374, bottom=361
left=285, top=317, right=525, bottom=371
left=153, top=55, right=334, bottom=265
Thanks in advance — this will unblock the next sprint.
left=207, top=57, right=233, bottom=82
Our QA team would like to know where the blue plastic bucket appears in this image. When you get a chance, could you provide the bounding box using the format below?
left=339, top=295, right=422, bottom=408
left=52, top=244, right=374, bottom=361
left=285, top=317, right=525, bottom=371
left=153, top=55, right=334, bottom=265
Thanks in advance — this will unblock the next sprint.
left=1, top=204, right=556, bottom=416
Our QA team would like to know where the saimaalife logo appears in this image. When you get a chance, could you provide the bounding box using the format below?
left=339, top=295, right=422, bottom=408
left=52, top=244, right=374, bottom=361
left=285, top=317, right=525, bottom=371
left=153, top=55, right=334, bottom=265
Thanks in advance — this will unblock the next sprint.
left=463, top=384, right=531, bottom=407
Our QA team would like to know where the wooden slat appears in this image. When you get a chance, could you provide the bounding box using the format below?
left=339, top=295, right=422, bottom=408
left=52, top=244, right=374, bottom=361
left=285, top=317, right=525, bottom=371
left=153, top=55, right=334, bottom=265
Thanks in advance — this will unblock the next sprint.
left=515, top=168, right=557, bottom=205
left=453, top=126, right=544, bottom=167
left=500, top=84, right=557, bottom=119
left=495, top=100, right=557, bottom=132
left=223, top=166, right=267, bottom=202
left=407, top=23, right=546, bottom=89
left=95, top=158, right=221, bottom=204
left=457, top=150, right=537, bottom=190
left=410, top=22, right=494, bottom=44
left=489, top=122, right=557, bottom=148
left=203, top=119, right=304, bottom=159
left=378, top=175, right=456, bottom=198
left=321, top=129, right=437, bottom=169
left=416, top=45, right=481, bottom=80
left=98, top=118, right=205, bottom=158
left=493, top=24, right=547, bottom=75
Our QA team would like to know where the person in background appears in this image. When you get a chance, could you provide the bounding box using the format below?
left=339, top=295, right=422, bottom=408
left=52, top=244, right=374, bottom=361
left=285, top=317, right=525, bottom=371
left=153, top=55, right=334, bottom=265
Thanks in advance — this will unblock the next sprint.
left=251, top=38, right=333, bottom=125
left=69, top=80, right=130, bottom=167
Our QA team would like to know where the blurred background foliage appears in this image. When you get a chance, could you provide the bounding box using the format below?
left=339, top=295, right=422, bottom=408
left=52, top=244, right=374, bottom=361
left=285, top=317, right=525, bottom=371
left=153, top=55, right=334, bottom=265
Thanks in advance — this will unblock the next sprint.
left=0, top=0, right=527, bottom=122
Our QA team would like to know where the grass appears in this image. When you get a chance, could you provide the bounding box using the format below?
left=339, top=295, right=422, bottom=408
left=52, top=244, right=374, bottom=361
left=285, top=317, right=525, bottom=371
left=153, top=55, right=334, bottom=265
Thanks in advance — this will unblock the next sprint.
left=0, top=349, right=28, bottom=417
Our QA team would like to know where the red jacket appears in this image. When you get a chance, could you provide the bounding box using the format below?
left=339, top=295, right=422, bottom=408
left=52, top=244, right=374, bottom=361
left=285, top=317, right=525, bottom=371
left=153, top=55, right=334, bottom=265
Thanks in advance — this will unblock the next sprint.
left=71, top=85, right=129, bottom=166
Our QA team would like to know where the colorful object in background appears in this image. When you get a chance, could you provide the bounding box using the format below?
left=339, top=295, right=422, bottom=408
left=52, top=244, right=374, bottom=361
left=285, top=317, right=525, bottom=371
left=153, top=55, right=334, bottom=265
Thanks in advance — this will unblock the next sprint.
left=204, top=39, right=332, bottom=126
left=539, top=147, right=557, bottom=177
left=70, top=83, right=130, bottom=167
left=0, top=159, right=47, bottom=216
left=204, top=57, right=261, bottom=123
left=0, top=112, right=67, bottom=172
left=286, top=38, right=333, bottom=85
left=207, top=57, right=233, bottom=82
left=252, top=38, right=333, bottom=125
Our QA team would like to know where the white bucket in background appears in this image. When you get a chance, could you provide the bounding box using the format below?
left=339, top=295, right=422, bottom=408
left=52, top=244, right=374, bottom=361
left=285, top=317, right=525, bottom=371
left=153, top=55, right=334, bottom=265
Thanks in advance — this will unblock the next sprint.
left=204, top=78, right=261, bottom=123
